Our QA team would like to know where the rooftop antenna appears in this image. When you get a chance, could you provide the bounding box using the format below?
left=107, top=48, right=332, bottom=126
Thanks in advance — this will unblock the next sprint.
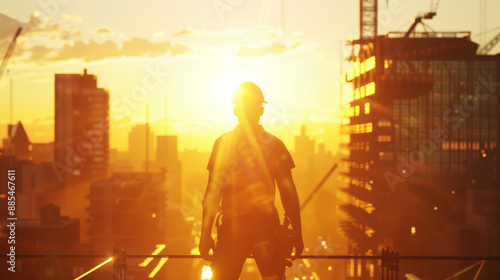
left=164, top=94, right=167, bottom=135
left=8, top=69, right=13, bottom=166
left=146, top=104, right=149, bottom=173
left=8, top=69, right=12, bottom=126
left=281, top=0, right=285, bottom=66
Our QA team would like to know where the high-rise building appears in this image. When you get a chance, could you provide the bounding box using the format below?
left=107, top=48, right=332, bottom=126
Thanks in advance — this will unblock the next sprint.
left=339, top=32, right=499, bottom=279
left=128, top=124, right=155, bottom=171
left=54, top=69, right=109, bottom=185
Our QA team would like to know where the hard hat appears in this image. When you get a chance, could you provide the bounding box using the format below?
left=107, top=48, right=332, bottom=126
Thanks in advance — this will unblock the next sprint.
left=231, top=82, right=267, bottom=105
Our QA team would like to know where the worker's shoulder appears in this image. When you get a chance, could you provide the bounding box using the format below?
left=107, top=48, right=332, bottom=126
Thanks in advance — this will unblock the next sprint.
left=211, top=130, right=236, bottom=149
left=258, top=129, right=279, bottom=143
left=216, top=130, right=235, bottom=142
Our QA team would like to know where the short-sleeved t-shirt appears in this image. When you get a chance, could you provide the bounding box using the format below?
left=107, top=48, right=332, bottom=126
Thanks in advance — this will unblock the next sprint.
left=205, top=125, right=295, bottom=218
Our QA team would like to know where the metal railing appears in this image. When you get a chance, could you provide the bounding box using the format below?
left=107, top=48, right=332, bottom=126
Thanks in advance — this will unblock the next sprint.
left=4, top=248, right=500, bottom=280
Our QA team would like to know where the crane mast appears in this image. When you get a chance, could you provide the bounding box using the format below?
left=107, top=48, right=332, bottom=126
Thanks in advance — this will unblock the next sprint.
left=359, top=0, right=378, bottom=45
left=0, top=27, right=22, bottom=79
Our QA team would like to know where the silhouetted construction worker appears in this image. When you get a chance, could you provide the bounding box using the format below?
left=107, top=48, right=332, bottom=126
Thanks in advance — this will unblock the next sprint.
left=199, top=82, right=303, bottom=280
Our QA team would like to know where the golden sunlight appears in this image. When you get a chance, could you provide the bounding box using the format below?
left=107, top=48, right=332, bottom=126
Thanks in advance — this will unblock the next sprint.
left=206, top=63, right=266, bottom=106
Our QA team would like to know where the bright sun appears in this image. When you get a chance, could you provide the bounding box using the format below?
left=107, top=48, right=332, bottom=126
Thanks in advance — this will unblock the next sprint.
left=206, top=63, right=267, bottom=106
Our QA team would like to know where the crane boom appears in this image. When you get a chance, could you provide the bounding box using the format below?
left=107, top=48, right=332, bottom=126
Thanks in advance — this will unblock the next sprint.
left=404, top=0, right=440, bottom=38
left=300, top=163, right=338, bottom=210
left=477, top=31, right=500, bottom=55
left=0, top=27, right=22, bottom=79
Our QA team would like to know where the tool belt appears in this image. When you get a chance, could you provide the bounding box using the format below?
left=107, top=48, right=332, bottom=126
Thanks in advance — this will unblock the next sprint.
left=214, top=211, right=295, bottom=267
left=277, top=214, right=295, bottom=267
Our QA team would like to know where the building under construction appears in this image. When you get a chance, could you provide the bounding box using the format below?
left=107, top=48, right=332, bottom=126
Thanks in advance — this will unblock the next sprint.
left=339, top=2, right=500, bottom=279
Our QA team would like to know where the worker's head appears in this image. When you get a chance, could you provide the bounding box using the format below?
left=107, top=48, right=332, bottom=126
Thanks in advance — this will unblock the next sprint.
left=232, top=82, right=266, bottom=128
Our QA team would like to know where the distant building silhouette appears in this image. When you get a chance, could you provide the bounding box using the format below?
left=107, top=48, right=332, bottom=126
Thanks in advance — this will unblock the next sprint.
left=0, top=204, right=94, bottom=280
left=86, top=172, right=167, bottom=252
left=178, top=148, right=210, bottom=215
left=0, top=123, right=58, bottom=219
left=2, top=121, right=31, bottom=161
left=128, top=124, right=155, bottom=171
left=156, top=135, right=182, bottom=206
left=54, top=69, right=109, bottom=185
left=31, top=142, right=54, bottom=164
left=86, top=172, right=194, bottom=278
left=340, top=32, right=499, bottom=279
left=109, top=148, right=134, bottom=172
left=294, top=125, right=315, bottom=169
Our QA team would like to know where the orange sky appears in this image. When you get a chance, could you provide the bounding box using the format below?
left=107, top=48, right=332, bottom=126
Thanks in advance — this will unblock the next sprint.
left=0, top=0, right=499, bottom=152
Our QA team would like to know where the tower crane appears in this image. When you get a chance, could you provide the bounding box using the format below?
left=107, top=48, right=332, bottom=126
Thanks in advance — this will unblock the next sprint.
left=404, top=0, right=440, bottom=38
left=477, top=31, right=500, bottom=55
left=0, top=27, right=22, bottom=79
left=352, top=0, right=441, bottom=44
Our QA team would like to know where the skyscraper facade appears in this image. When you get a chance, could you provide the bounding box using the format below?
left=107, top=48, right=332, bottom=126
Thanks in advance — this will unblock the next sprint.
left=54, top=69, right=109, bottom=185
left=340, top=32, right=499, bottom=279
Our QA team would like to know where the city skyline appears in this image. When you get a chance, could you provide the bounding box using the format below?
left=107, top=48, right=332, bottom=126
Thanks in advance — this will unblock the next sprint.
left=1, top=1, right=500, bottom=152
left=0, top=1, right=499, bottom=279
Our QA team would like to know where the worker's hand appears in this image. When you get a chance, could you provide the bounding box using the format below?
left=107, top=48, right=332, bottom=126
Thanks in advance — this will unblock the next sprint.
left=199, top=233, right=215, bottom=261
left=291, top=234, right=304, bottom=261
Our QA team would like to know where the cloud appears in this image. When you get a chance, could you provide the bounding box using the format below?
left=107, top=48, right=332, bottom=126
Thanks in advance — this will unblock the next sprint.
left=237, top=42, right=286, bottom=58
left=61, top=14, right=82, bottom=23
left=23, top=116, right=55, bottom=126
left=1, top=12, right=194, bottom=65
left=94, top=26, right=113, bottom=35
left=174, top=27, right=195, bottom=37
left=25, top=45, right=54, bottom=62
left=50, top=39, right=121, bottom=62
left=170, top=43, right=190, bottom=56
left=58, top=28, right=83, bottom=40
left=122, top=38, right=170, bottom=57
left=153, top=30, right=164, bottom=38
left=169, top=25, right=309, bottom=59
left=2, top=13, right=313, bottom=65
left=290, top=42, right=301, bottom=49
left=23, top=37, right=191, bottom=64
left=0, top=11, right=82, bottom=44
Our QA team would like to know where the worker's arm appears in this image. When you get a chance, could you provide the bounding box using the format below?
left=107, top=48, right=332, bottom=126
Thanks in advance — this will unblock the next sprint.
left=276, top=168, right=304, bottom=260
left=199, top=172, right=223, bottom=261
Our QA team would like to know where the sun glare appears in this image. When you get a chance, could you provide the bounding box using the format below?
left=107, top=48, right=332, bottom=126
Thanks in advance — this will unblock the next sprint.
left=206, top=64, right=266, bottom=107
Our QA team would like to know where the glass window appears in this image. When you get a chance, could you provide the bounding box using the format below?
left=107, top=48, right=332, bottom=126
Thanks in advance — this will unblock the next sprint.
left=443, top=82, right=449, bottom=93
left=402, top=128, right=408, bottom=139
left=378, top=135, right=392, bottom=142
left=378, top=119, right=391, bottom=127
left=410, top=117, right=417, bottom=128
left=481, top=129, right=488, bottom=140
left=434, top=83, right=440, bottom=93
left=402, top=104, right=408, bottom=115
left=473, top=129, right=480, bottom=140
left=442, top=93, right=449, bottom=104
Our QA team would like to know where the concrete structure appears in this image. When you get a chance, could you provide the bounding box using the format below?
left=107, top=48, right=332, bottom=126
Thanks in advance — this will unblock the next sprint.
left=340, top=31, right=500, bottom=279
